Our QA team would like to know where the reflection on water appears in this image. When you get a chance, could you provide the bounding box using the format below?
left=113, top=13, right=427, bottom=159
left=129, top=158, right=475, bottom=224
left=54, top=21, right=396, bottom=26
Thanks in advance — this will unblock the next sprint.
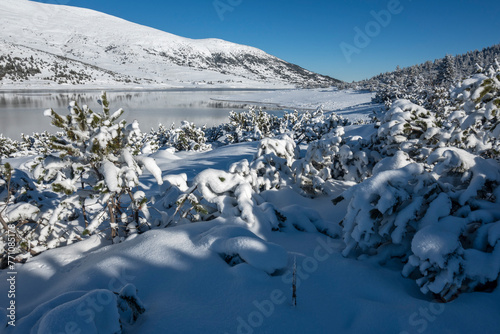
left=0, top=90, right=268, bottom=139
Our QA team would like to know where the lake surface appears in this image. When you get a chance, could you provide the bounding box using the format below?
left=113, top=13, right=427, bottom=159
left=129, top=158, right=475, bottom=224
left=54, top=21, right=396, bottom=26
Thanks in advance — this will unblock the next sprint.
left=0, top=89, right=277, bottom=139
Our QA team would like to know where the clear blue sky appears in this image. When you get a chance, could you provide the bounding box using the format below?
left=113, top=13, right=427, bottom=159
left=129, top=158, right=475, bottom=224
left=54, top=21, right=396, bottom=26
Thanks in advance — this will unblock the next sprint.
left=33, top=0, right=500, bottom=82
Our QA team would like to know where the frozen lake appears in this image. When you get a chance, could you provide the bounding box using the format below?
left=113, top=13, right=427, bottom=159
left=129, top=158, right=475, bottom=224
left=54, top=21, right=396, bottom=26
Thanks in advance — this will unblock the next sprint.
left=0, top=89, right=275, bottom=139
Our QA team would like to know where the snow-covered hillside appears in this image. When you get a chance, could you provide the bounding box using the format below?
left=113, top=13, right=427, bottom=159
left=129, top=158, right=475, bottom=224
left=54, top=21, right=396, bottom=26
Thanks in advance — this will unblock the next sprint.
left=0, top=40, right=136, bottom=87
left=0, top=0, right=340, bottom=89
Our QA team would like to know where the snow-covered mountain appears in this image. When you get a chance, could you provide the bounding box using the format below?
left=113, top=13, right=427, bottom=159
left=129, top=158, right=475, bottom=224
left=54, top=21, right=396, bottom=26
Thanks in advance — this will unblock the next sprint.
left=0, top=0, right=340, bottom=89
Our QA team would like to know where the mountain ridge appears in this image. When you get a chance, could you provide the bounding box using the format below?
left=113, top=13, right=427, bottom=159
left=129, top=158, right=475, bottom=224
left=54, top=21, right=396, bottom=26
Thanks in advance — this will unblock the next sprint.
left=0, top=0, right=340, bottom=89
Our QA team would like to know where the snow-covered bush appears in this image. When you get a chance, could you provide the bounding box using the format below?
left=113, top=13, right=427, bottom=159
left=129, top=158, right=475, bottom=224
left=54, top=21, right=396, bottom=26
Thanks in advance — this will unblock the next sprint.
left=19, top=131, right=53, bottom=156
left=159, top=136, right=297, bottom=230
left=447, top=60, right=500, bottom=157
left=154, top=135, right=335, bottom=237
left=225, top=107, right=280, bottom=143
left=293, top=127, right=375, bottom=196
left=177, top=169, right=248, bottom=224
left=372, top=61, right=500, bottom=161
left=160, top=167, right=284, bottom=236
left=0, top=135, right=19, bottom=158
left=0, top=162, right=60, bottom=264
left=203, top=107, right=280, bottom=145
left=1, top=132, right=56, bottom=159
left=147, top=121, right=211, bottom=152
left=293, top=130, right=344, bottom=195
left=334, top=62, right=500, bottom=301
left=291, top=107, right=350, bottom=144
left=372, top=78, right=450, bottom=113
left=336, top=163, right=437, bottom=259
left=336, top=145, right=500, bottom=301
left=250, top=135, right=298, bottom=191
left=206, top=106, right=349, bottom=146
left=374, top=99, right=441, bottom=160
left=172, top=121, right=211, bottom=151
left=401, top=148, right=500, bottom=301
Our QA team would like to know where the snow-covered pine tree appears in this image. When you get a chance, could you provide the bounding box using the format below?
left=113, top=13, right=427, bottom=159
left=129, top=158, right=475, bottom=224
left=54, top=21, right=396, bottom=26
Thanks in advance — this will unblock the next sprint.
left=33, top=92, right=162, bottom=242
left=436, top=54, right=457, bottom=86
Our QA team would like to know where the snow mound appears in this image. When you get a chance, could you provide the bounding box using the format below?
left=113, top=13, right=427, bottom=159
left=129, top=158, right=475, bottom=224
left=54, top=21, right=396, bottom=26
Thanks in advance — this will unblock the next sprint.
left=372, top=151, right=411, bottom=175
left=411, top=224, right=463, bottom=269
left=33, top=290, right=121, bottom=334
left=23, top=284, right=145, bottom=334
left=276, top=204, right=339, bottom=237
left=199, top=225, right=288, bottom=275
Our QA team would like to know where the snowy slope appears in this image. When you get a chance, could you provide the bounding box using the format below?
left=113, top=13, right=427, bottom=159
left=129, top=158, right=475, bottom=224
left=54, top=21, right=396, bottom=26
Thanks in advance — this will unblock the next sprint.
left=1, top=142, right=499, bottom=334
left=0, top=0, right=340, bottom=89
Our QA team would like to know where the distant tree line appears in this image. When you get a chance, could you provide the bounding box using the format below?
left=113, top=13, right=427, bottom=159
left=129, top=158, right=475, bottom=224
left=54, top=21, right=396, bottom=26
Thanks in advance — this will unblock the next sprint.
left=0, top=51, right=137, bottom=85
left=0, top=55, right=41, bottom=81
left=341, top=43, right=500, bottom=91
